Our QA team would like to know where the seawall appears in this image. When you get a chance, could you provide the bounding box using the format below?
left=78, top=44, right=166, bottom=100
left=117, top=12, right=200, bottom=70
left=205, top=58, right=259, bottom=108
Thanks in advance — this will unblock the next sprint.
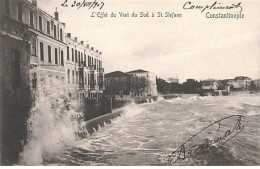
left=85, top=109, right=124, bottom=135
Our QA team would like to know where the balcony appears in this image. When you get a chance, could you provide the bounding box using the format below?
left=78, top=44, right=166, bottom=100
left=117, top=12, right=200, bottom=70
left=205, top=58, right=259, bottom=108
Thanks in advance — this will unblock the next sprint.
left=99, top=83, right=103, bottom=90
left=89, top=84, right=96, bottom=90
left=77, top=61, right=86, bottom=67
left=89, top=65, right=96, bottom=71
left=97, top=68, right=104, bottom=73
left=78, top=83, right=84, bottom=90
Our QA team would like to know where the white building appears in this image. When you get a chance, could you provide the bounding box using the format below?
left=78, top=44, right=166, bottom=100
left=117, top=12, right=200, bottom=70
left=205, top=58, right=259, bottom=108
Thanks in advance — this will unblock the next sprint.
left=126, top=69, right=158, bottom=96
left=201, top=79, right=220, bottom=91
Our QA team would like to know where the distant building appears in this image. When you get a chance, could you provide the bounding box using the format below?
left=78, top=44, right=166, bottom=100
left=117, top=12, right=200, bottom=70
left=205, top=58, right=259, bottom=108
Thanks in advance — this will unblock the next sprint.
left=201, top=79, right=220, bottom=91
left=222, top=76, right=252, bottom=91
left=104, top=71, right=131, bottom=97
left=167, top=77, right=179, bottom=84
left=254, top=79, right=260, bottom=90
left=126, top=69, right=158, bottom=96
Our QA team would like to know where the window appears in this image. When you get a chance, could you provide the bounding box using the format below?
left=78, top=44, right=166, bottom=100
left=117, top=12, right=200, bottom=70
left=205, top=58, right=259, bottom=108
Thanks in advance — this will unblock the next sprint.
left=78, top=51, right=80, bottom=62
left=84, top=54, right=86, bottom=63
left=81, top=53, right=83, bottom=62
left=5, top=0, right=10, bottom=15
left=48, top=45, right=51, bottom=63
left=17, top=3, right=23, bottom=21
left=47, top=21, right=50, bottom=35
left=30, top=11, right=34, bottom=27
left=40, top=42, right=44, bottom=61
left=67, top=46, right=70, bottom=60
left=84, top=72, right=87, bottom=84
left=72, top=48, right=74, bottom=61
left=55, top=48, right=58, bottom=64
left=72, top=70, right=75, bottom=84
left=39, top=16, right=42, bottom=31
left=54, top=25, right=57, bottom=38
left=67, top=69, right=70, bottom=83
left=11, top=50, right=21, bottom=89
left=88, top=56, right=90, bottom=66
left=31, top=38, right=36, bottom=56
left=61, top=50, right=64, bottom=66
left=76, top=71, right=78, bottom=84
left=75, top=50, right=77, bottom=62
left=60, top=28, right=63, bottom=41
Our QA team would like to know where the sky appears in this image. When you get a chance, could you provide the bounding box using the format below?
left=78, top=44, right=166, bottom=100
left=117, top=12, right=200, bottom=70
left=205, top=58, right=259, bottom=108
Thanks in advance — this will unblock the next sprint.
left=38, top=0, right=260, bottom=82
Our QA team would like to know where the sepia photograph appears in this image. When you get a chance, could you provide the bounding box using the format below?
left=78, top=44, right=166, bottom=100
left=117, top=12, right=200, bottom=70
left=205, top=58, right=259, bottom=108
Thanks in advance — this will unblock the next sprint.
left=0, top=0, right=259, bottom=166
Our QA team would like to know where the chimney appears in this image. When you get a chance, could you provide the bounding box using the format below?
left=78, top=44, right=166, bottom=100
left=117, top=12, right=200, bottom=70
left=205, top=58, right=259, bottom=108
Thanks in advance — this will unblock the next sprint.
left=81, top=41, right=84, bottom=45
left=86, top=44, right=89, bottom=48
left=74, top=37, right=78, bottom=41
left=54, top=8, right=59, bottom=21
left=96, top=50, right=99, bottom=53
left=67, top=33, right=71, bottom=38
left=99, top=51, right=102, bottom=55
left=32, top=0, right=37, bottom=6
left=91, top=47, right=94, bottom=50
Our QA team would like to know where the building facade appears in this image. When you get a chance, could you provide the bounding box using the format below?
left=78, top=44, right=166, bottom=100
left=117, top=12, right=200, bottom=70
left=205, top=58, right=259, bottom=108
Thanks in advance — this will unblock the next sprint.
left=104, top=71, right=131, bottom=97
left=127, top=69, right=158, bottom=96
left=65, top=33, right=104, bottom=101
left=201, top=79, right=220, bottom=90
left=0, top=0, right=34, bottom=165
left=0, top=0, right=105, bottom=164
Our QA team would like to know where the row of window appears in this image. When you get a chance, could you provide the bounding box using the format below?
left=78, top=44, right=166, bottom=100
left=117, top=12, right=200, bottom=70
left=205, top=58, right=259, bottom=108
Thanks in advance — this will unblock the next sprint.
left=66, top=47, right=102, bottom=68
left=39, top=42, right=64, bottom=65
left=67, top=69, right=103, bottom=85
left=5, top=0, right=63, bottom=41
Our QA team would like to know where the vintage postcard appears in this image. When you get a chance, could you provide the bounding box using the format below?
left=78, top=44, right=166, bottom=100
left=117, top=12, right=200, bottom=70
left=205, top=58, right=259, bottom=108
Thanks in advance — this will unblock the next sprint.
left=0, top=0, right=259, bottom=166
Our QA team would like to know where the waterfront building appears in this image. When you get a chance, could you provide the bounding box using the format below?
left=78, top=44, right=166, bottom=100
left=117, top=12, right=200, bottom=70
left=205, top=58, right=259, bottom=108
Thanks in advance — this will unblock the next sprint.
left=126, top=69, right=158, bottom=96
left=0, top=0, right=34, bottom=165
left=201, top=79, right=221, bottom=91
left=167, top=77, right=179, bottom=84
left=104, top=71, right=131, bottom=97
left=222, top=76, right=252, bottom=91
left=65, top=33, right=104, bottom=101
left=254, top=79, right=260, bottom=90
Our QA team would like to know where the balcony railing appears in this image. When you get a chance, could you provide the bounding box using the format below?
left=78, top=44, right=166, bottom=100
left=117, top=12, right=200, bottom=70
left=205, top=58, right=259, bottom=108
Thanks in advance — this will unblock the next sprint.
left=78, top=83, right=84, bottom=89
left=97, top=68, right=104, bottom=73
left=77, top=61, right=86, bottom=67
left=89, top=84, right=95, bottom=90
left=89, top=65, right=96, bottom=71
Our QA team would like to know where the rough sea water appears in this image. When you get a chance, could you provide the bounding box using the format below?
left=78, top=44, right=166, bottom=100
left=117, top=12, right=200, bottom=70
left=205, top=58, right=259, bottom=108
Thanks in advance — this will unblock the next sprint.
left=20, top=87, right=260, bottom=165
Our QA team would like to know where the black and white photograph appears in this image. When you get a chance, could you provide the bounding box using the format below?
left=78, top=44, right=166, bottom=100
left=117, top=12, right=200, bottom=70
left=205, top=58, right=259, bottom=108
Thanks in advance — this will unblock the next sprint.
left=0, top=0, right=259, bottom=166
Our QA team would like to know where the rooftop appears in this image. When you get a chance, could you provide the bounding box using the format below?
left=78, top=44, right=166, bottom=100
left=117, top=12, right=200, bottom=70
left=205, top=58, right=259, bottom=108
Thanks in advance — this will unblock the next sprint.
left=105, top=71, right=131, bottom=78
left=126, top=69, right=148, bottom=74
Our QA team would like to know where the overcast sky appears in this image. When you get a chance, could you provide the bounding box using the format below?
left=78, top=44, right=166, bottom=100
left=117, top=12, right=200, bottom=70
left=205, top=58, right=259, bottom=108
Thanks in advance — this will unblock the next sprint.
left=39, top=0, right=260, bottom=82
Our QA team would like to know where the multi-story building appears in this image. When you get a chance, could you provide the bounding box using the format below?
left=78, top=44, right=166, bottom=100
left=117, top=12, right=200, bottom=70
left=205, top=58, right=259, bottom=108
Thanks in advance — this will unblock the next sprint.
left=201, top=79, right=220, bottom=91
left=126, top=69, right=158, bottom=96
left=0, top=0, right=105, bottom=164
left=0, top=0, right=34, bottom=165
left=65, top=33, right=104, bottom=101
left=104, top=71, right=131, bottom=97
left=167, top=77, right=179, bottom=84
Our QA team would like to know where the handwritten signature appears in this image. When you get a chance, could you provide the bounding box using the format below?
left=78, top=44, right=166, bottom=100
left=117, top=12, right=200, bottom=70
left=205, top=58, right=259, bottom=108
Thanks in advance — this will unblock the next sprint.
left=168, top=115, right=245, bottom=164
left=183, top=1, right=243, bottom=13
left=61, top=0, right=104, bottom=10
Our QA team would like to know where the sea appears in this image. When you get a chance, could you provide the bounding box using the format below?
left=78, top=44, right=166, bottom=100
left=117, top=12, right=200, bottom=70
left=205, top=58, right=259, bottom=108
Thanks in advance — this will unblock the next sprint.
left=19, top=92, right=260, bottom=166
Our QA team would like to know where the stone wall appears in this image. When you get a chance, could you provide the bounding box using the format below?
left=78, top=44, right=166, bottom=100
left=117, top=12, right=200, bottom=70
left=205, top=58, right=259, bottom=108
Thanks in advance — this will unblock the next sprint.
left=0, top=34, right=32, bottom=165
